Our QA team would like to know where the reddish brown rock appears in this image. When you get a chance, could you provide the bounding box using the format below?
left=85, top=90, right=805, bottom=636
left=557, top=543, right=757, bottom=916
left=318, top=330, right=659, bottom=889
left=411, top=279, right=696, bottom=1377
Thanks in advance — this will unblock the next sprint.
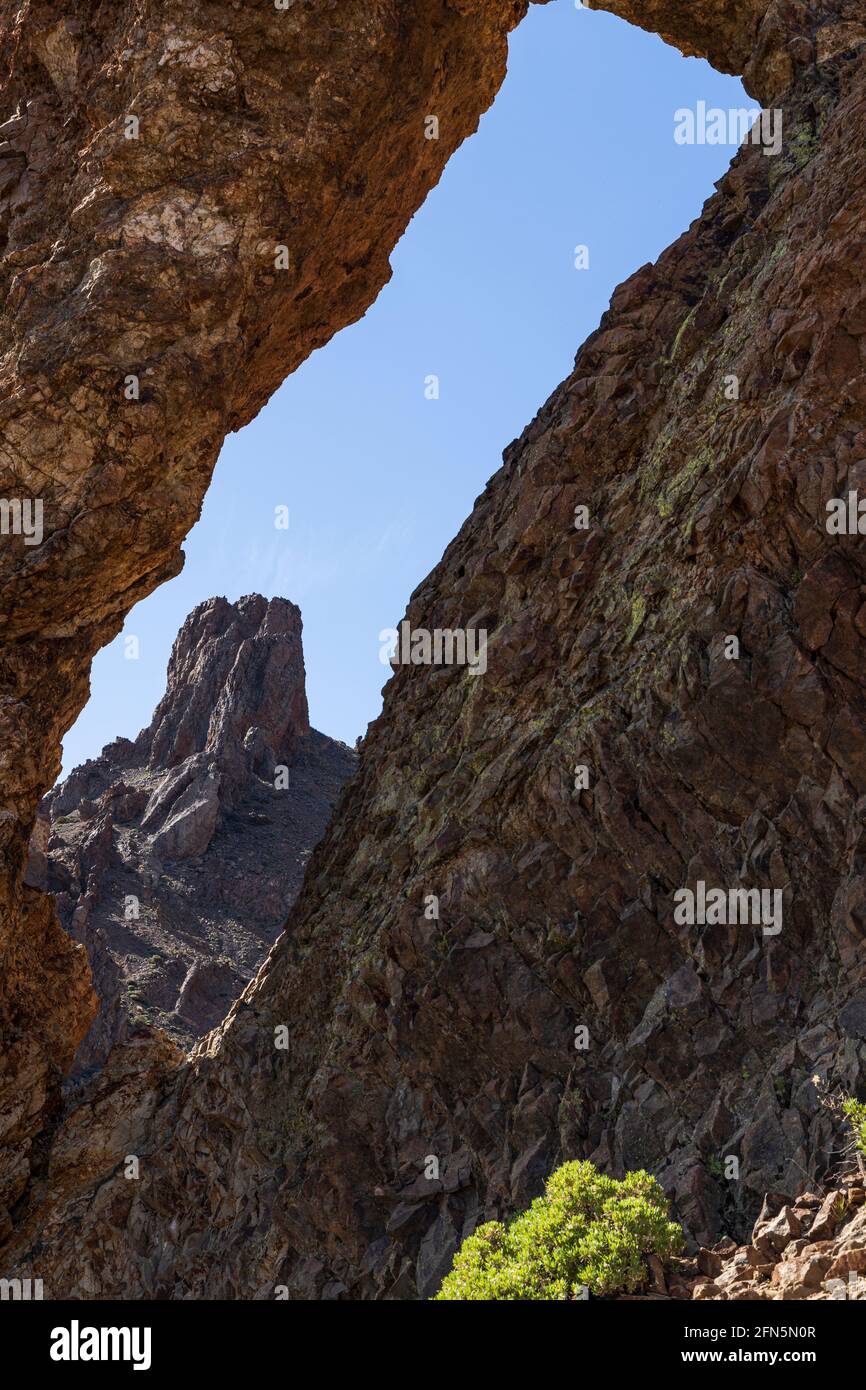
left=753, top=1203, right=804, bottom=1258
left=2, top=0, right=866, bottom=1302
left=0, top=0, right=541, bottom=1224
left=808, top=1188, right=846, bottom=1240
left=691, top=1172, right=866, bottom=1299
left=697, top=1246, right=723, bottom=1277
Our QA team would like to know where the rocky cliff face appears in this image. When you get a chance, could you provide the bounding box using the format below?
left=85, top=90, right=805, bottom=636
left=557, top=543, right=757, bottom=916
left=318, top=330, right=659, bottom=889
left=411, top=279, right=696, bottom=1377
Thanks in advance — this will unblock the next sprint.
left=28, top=594, right=354, bottom=1077
left=0, top=0, right=539, bottom=1232
left=2, top=0, right=866, bottom=1301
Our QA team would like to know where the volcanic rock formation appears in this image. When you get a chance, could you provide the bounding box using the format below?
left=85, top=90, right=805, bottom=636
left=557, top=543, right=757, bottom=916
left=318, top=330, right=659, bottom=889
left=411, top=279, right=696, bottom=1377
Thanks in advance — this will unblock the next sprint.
left=0, top=0, right=542, bottom=1231
left=691, top=1165, right=866, bottom=1300
left=606, top=1155, right=866, bottom=1300
left=28, top=594, right=355, bottom=1077
left=2, top=0, right=866, bottom=1302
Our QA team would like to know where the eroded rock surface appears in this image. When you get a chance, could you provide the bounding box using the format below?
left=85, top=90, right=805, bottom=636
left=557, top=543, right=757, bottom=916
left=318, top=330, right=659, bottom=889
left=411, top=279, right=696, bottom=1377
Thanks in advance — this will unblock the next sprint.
left=0, top=0, right=541, bottom=1230
left=30, top=594, right=354, bottom=1076
left=2, top=0, right=866, bottom=1301
left=689, top=1166, right=866, bottom=1300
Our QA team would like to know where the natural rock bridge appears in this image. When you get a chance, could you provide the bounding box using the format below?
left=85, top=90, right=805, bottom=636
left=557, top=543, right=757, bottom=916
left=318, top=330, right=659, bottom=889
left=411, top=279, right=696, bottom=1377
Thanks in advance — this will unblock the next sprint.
left=1, top=0, right=865, bottom=1297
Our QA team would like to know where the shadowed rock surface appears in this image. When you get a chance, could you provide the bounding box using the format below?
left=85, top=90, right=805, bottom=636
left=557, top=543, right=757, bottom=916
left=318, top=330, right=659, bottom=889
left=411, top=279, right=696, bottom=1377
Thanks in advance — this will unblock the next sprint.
left=1, top=0, right=866, bottom=1300
left=28, top=594, right=355, bottom=1077
left=0, top=0, right=542, bottom=1230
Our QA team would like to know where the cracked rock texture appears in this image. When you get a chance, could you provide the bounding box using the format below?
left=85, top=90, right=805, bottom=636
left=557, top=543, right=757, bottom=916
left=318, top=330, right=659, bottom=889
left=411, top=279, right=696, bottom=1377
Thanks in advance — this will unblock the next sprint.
left=689, top=1166, right=866, bottom=1300
left=2, top=0, right=866, bottom=1299
left=604, top=1161, right=866, bottom=1300
left=0, top=0, right=539, bottom=1235
left=29, top=594, right=354, bottom=1078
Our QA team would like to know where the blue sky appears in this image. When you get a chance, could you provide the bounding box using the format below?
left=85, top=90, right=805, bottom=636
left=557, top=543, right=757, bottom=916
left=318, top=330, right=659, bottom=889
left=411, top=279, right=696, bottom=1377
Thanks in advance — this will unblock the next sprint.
left=61, top=0, right=745, bottom=774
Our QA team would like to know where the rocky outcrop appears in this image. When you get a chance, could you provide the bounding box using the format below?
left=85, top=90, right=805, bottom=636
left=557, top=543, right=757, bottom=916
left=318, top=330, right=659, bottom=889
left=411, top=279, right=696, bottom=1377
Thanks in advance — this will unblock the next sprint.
left=0, top=0, right=542, bottom=1227
left=33, top=595, right=355, bottom=1076
left=590, top=1, right=866, bottom=101
left=689, top=1166, right=866, bottom=1300
left=602, top=1161, right=866, bottom=1300
left=144, top=593, right=311, bottom=796
left=2, top=0, right=866, bottom=1301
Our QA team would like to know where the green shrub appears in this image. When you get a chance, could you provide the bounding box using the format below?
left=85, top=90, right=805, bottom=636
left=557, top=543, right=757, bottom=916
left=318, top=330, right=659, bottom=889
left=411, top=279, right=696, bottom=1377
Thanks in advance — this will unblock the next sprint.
left=843, top=1096, right=866, bottom=1158
left=434, top=1159, right=684, bottom=1300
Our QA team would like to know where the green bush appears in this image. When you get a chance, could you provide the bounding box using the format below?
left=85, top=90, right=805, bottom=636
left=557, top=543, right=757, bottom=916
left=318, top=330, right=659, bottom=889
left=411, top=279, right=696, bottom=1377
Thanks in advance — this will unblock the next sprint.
left=434, top=1159, right=684, bottom=1300
left=843, top=1096, right=866, bottom=1158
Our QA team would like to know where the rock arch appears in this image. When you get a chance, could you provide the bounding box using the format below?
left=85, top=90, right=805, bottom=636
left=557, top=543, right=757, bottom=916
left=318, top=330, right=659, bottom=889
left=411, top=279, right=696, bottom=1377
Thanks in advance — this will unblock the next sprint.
left=1, top=0, right=865, bottom=1297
